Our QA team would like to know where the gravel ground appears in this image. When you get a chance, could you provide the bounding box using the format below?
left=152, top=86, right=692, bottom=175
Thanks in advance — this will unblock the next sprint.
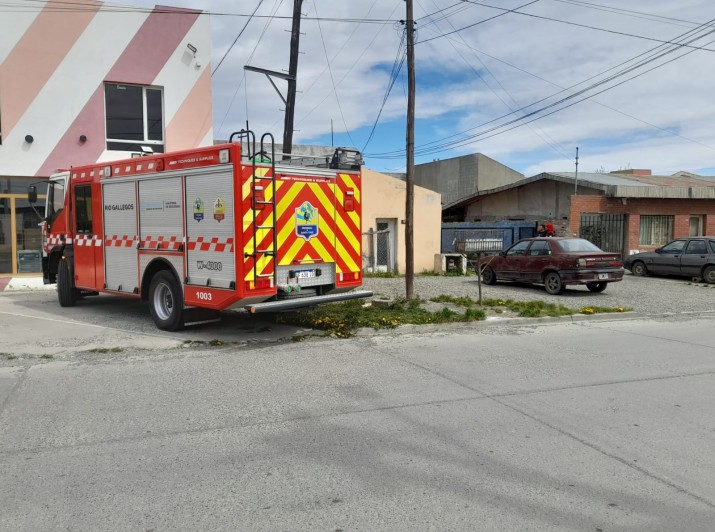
left=363, top=272, right=715, bottom=315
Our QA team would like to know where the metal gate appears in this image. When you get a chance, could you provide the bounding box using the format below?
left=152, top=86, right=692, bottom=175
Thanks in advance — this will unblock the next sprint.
left=579, top=213, right=627, bottom=257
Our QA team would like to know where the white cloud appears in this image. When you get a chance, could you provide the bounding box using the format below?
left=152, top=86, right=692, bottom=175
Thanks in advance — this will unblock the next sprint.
left=121, top=0, right=715, bottom=174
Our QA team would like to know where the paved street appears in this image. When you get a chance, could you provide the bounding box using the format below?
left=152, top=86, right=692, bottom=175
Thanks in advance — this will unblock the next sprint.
left=1, top=275, right=714, bottom=531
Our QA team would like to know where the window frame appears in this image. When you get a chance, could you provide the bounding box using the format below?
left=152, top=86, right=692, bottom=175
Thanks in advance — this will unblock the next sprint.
left=639, top=215, right=674, bottom=246
left=104, top=82, right=164, bottom=152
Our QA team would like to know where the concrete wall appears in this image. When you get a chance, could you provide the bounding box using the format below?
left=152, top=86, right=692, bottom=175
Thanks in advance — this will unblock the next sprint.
left=464, top=180, right=602, bottom=228
left=414, top=154, right=523, bottom=206
left=0, top=2, right=212, bottom=177
left=362, top=169, right=442, bottom=273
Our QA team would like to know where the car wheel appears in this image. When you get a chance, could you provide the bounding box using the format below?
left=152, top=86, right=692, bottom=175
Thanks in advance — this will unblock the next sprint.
left=703, top=265, right=715, bottom=284
left=544, top=272, right=565, bottom=295
left=57, top=258, right=77, bottom=307
left=586, top=282, right=608, bottom=293
left=149, top=270, right=185, bottom=331
left=631, top=261, right=648, bottom=277
left=480, top=265, right=497, bottom=285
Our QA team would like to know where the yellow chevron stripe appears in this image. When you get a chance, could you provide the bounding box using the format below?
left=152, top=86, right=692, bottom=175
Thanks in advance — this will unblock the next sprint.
left=311, top=182, right=336, bottom=221
left=339, top=173, right=360, bottom=203
left=308, top=235, right=332, bottom=263
left=282, top=237, right=305, bottom=265
left=335, top=213, right=360, bottom=254
left=334, top=186, right=360, bottom=229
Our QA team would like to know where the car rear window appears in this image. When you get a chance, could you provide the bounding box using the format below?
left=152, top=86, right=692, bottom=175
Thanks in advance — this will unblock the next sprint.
left=558, top=239, right=603, bottom=252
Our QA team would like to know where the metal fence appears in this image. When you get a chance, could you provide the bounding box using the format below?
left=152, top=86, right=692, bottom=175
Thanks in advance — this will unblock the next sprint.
left=579, top=213, right=627, bottom=256
left=362, top=228, right=395, bottom=273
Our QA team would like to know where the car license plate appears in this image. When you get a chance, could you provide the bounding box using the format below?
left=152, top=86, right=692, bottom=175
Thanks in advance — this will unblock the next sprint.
left=296, top=270, right=315, bottom=279
left=598, top=273, right=609, bottom=280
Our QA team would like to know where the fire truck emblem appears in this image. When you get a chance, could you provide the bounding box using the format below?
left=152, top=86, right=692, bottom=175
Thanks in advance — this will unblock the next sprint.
left=193, top=197, right=204, bottom=222
left=213, top=197, right=225, bottom=222
left=295, top=201, right=319, bottom=241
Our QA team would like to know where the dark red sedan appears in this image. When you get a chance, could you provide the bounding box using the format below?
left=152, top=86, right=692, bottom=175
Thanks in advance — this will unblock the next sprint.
left=478, top=237, right=624, bottom=294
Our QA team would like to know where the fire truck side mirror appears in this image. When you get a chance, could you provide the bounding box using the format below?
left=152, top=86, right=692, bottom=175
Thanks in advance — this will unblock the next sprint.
left=28, top=185, right=38, bottom=204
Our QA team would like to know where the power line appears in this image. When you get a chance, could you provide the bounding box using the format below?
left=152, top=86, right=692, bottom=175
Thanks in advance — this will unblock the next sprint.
left=212, top=0, right=265, bottom=76
left=419, top=0, right=571, bottom=160
left=443, top=36, right=715, bottom=154
left=313, top=0, right=357, bottom=148
left=422, top=0, right=715, bottom=52
left=361, top=28, right=408, bottom=152
left=0, top=1, right=398, bottom=24
left=368, top=18, right=715, bottom=158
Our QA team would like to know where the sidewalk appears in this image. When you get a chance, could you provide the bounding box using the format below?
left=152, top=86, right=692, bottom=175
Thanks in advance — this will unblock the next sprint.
left=0, top=276, right=53, bottom=292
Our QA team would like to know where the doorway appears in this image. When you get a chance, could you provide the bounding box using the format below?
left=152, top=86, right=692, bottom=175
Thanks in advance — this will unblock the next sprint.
left=0, top=194, right=45, bottom=275
left=375, top=218, right=397, bottom=273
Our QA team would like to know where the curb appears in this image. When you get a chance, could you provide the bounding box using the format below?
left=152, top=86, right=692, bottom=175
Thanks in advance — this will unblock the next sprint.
left=0, top=276, right=54, bottom=292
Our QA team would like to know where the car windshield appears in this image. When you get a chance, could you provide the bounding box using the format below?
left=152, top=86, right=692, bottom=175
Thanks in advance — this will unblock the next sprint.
left=558, top=238, right=603, bottom=252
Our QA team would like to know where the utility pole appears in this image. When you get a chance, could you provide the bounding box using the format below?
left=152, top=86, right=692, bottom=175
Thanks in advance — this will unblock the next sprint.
left=405, top=0, right=415, bottom=299
left=283, top=0, right=303, bottom=159
left=574, top=146, right=579, bottom=195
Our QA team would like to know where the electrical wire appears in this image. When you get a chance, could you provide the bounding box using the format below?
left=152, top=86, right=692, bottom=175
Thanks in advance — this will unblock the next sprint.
left=422, top=0, right=715, bottom=52
left=367, top=17, right=715, bottom=158
left=313, top=0, right=357, bottom=148
left=212, top=0, right=265, bottom=76
left=360, top=28, right=408, bottom=152
left=419, top=0, right=571, bottom=160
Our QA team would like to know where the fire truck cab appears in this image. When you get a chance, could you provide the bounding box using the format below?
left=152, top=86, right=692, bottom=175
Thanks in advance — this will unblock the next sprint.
left=28, top=131, right=371, bottom=330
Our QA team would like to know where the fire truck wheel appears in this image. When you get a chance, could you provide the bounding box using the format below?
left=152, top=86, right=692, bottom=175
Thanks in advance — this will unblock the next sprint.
left=149, top=271, right=185, bottom=331
left=57, top=259, right=77, bottom=307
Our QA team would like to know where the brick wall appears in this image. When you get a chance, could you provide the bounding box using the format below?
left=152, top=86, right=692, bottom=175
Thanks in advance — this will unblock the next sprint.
left=570, top=195, right=715, bottom=253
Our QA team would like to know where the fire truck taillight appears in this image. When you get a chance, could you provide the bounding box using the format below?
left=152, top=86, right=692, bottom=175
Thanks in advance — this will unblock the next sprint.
left=247, top=278, right=272, bottom=290
left=253, top=185, right=265, bottom=209
left=344, top=190, right=355, bottom=211
left=219, top=149, right=230, bottom=163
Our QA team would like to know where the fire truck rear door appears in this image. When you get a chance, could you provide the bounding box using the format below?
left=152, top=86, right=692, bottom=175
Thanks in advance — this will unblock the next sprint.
left=274, top=170, right=337, bottom=286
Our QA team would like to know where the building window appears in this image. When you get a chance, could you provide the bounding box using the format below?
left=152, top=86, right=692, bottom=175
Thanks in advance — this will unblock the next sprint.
left=639, top=215, right=673, bottom=246
left=689, top=215, right=703, bottom=236
left=105, top=83, right=164, bottom=153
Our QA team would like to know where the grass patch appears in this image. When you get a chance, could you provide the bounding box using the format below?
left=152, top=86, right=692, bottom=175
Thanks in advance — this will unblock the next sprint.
left=40, top=354, right=54, bottom=359
left=579, top=306, right=630, bottom=314
left=276, top=298, right=487, bottom=338
left=208, top=339, right=224, bottom=347
left=88, top=347, right=123, bottom=354
left=1, top=352, right=17, bottom=360
left=276, top=296, right=631, bottom=338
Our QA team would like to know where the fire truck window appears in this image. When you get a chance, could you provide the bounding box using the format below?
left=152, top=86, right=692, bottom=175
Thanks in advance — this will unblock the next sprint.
left=74, top=185, right=92, bottom=234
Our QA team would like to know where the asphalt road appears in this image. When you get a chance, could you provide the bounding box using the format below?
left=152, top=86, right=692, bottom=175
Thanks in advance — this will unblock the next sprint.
left=1, top=274, right=714, bottom=531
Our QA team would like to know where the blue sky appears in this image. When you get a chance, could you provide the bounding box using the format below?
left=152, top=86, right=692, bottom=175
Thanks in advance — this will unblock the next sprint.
left=126, top=0, right=715, bottom=177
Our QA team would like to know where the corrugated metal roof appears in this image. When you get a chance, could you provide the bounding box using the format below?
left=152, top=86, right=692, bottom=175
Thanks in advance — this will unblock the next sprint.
left=550, top=172, right=648, bottom=187
left=552, top=171, right=715, bottom=188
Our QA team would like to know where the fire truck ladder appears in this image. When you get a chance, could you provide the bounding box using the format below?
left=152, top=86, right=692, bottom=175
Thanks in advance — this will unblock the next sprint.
left=245, top=132, right=277, bottom=286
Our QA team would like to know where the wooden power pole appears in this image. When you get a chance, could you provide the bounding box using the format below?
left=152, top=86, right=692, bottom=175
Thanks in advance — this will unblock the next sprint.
left=405, top=0, right=415, bottom=299
left=283, top=0, right=303, bottom=159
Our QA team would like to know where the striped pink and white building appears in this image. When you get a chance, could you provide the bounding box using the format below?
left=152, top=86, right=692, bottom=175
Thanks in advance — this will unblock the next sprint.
left=0, top=0, right=212, bottom=278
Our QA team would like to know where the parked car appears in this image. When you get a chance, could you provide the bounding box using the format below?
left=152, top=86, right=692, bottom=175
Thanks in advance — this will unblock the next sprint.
left=623, top=237, right=715, bottom=283
left=478, top=237, right=624, bottom=295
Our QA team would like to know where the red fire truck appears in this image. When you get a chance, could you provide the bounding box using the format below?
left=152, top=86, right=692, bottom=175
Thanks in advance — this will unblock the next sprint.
left=28, top=131, right=371, bottom=330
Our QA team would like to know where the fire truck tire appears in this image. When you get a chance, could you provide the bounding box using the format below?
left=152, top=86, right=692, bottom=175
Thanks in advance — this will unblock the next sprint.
left=57, top=259, right=77, bottom=307
left=149, top=271, right=185, bottom=331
